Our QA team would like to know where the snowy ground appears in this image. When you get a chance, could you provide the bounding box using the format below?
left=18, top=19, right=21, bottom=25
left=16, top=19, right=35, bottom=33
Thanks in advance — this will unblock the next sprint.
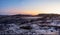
left=0, top=15, right=60, bottom=35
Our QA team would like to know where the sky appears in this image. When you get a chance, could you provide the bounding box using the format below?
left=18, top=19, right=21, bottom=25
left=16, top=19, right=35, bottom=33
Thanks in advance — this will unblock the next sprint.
left=0, top=0, right=60, bottom=15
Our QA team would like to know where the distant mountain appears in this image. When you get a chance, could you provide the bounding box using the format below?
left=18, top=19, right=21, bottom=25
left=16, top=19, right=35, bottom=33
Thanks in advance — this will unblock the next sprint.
left=0, top=14, right=60, bottom=18
left=37, top=14, right=60, bottom=17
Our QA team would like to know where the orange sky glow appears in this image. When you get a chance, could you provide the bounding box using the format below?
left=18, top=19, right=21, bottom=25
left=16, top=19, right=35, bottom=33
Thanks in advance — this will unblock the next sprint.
left=0, top=0, right=60, bottom=15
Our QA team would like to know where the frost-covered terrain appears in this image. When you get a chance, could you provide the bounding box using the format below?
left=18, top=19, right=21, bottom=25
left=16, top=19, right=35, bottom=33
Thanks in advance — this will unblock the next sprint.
left=0, top=14, right=60, bottom=35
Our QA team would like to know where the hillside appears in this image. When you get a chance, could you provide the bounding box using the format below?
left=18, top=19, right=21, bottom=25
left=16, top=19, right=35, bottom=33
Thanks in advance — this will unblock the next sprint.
left=0, top=14, right=60, bottom=35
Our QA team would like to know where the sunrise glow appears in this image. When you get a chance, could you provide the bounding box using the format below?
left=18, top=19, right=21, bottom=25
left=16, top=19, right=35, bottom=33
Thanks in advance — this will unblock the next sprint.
left=0, top=0, right=60, bottom=15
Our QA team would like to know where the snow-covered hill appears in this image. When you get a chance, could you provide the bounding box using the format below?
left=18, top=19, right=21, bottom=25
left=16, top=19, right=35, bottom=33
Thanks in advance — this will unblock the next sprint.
left=0, top=14, right=60, bottom=35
